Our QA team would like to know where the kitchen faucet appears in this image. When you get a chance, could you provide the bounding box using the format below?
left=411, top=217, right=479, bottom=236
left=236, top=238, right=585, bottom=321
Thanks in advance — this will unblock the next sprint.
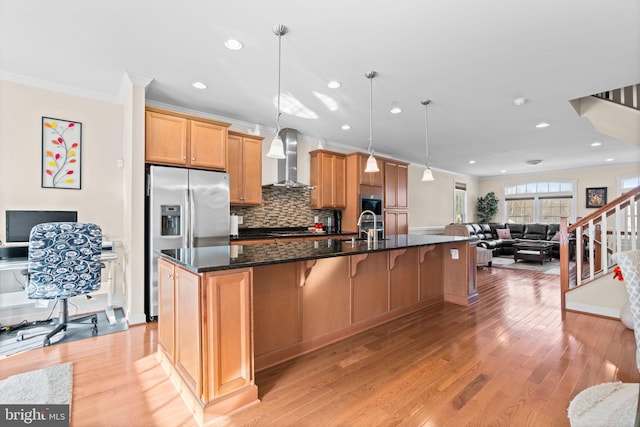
left=357, top=210, right=378, bottom=246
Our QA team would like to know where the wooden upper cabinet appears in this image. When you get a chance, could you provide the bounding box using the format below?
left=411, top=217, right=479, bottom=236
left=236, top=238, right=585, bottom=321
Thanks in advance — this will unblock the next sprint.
left=310, top=150, right=346, bottom=209
left=228, top=131, right=263, bottom=206
left=384, top=160, right=409, bottom=209
left=356, top=153, right=384, bottom=187
left=145, top=110, right=189, bottom=165
left=145, top=107, right=230, bottom=171
left=189, top=120, right=227, bottom=170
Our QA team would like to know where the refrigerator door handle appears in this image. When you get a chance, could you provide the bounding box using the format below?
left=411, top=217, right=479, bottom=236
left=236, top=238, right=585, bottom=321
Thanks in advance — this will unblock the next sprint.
left=188, top=188, right=195, bottom=247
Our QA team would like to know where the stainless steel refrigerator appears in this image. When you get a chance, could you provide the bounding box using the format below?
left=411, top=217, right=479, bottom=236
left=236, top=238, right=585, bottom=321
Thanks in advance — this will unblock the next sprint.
left=146, top=165, right=230, bottom=320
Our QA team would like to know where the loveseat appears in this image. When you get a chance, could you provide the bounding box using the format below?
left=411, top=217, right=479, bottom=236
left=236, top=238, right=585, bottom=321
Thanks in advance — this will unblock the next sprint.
left=443, top=222, right=575, bottom=260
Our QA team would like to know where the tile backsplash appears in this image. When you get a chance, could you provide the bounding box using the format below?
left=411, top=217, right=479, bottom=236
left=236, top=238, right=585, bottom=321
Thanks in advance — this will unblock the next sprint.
left=230, top=186, right=335, bottom=228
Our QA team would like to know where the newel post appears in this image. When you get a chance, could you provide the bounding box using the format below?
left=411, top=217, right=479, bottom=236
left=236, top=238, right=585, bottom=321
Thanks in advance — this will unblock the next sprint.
left=560, top=217, right=569, bottom=317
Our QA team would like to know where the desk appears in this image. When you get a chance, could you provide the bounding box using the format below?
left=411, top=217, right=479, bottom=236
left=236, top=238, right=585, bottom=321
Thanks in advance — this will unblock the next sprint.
left=0, top=251, right=119, bottom=325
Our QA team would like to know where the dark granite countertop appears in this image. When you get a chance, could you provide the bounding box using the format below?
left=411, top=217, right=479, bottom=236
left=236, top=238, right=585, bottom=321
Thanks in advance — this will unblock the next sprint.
left=160, top=234, right=470, bottom=273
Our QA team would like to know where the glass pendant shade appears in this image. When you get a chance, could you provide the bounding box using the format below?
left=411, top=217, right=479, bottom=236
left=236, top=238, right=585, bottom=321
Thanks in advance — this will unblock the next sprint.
left=421, top=167, right=434, bottom=182
left=266, top=134, right=286, bottom=159
left=365, top=153, right=379, bottom=173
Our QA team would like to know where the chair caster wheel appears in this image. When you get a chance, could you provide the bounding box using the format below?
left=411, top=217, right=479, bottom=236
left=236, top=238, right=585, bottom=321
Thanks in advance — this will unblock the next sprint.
left=44, top=339, right=51, bottom=347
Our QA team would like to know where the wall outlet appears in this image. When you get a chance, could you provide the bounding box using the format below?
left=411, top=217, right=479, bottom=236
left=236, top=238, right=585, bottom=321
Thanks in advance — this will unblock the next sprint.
left=237, top=216, right=243, bottom=225
left=450, top=249, right=459, bottom=260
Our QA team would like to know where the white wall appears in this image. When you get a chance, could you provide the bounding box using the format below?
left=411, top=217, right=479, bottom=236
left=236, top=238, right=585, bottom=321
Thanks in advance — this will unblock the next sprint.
left=407, top=165, right=480, bottom=230
left=0, top=81, right=125, bottom=242
left=478, top=163, right=640, bottom=223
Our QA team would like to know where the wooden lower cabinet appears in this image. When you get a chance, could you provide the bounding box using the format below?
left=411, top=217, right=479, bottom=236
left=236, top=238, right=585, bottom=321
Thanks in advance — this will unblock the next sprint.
left=174, top=266, right=203, bottom=398
left=203, top=270, right=253, bottom=399
left=157, top=259, right=176, bottom=361
left=158, top=241, right=476, bottom=421
left=157, top=262, right=257, bottom=425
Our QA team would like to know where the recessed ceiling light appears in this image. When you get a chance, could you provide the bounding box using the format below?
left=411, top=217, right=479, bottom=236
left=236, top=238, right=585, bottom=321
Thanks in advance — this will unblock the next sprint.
left=192, top=81, right=207, bottom=89
left=341, top=124, right=351, bottom=130
left=513, top=97, right=526, bottom=106
left=606, top=158, right=614, bottom=162
left=224, top=39, right=243, bottom=50
left=390, top=106, right=402, bottom=114
left=327, top=81, right=341, bottom=89
left=535, top=122, right=550, bottom=128
left=468, top=160, right=476, bottom=164
left=591, top=141, right=602, bottom=147
left=526, top=159, right=542, bottom=165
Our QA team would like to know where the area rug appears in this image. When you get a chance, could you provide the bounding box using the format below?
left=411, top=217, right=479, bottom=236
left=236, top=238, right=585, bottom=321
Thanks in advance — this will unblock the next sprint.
left=491, top=256, right=561, bottom=275
left=0, top=362, right=72, bottom=404
left=567, top=382, right=637, bottom=426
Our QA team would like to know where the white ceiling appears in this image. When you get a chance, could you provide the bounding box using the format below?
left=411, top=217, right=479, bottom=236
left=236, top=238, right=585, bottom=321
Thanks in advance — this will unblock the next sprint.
left=2, top=0, right=639, bottom=178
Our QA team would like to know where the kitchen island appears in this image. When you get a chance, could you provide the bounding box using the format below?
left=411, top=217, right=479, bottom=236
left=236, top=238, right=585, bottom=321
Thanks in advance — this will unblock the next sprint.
left=157, top=234, right=476, bottom=425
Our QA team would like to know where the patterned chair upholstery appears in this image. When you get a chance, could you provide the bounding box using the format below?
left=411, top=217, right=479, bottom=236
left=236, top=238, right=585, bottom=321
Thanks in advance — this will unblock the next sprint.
left=20, top=222, right=103, bottom=346
left=613, top=249, right=640, bottom=426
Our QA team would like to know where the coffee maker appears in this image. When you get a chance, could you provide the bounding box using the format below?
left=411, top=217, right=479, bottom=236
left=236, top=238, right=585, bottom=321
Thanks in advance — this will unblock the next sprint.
left=333, top=210, right=342, bottom=234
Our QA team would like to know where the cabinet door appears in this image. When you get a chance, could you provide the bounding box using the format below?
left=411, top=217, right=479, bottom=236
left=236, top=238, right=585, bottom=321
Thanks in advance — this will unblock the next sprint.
left=385, top=211, right=397, bottom=236
left=352, top=252, right=388, bottom=323
left=157, top=259, right=175, bottom=361
left=227, top=134, right=243, bottom=204
left=333, top=154, right=346, bottom=208
left=397, top=211, right=408, bottom=234
left=384, top=162, right=398, bottom=208
left=397, top=163, right=408, bottom=209
left=389, top=248, right=419, bottom=310
left=203, top=269, right=253, bottom=400
left=174, top=267, right=202, bottom=399
left=189, top=121, right=227, bottom=170
left=241, top=136, right=263, bottom=205
left=145, top=111, right=188, bottom=165
left=358, top=153, right=383, bottom=186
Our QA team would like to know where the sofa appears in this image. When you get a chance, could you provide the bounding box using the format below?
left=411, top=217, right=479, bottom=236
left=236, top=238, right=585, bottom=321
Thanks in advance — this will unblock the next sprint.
left=443, top=222, right=575, bottom=260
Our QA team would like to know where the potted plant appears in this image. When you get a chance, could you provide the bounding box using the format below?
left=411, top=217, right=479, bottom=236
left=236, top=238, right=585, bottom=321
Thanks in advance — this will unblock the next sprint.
left=476, top=191, right=499, bottom=223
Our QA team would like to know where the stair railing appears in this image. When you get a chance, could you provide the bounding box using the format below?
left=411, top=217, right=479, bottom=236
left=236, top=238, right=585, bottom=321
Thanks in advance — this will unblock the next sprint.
left=593, top=84, right=639, bottom=110
left=560, top=186, right=640, bottom=315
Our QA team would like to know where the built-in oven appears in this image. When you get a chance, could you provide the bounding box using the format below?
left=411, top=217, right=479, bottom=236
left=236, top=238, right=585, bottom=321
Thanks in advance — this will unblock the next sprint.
left=359, top=195, right=383, bottom=219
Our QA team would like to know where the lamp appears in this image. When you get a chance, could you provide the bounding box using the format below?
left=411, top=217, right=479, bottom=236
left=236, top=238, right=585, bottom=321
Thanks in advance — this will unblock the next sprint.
left=421, top=99, right=434, bottom=182
left=364, top=71, right=379, bottom=173
left=266, top=24, right=287, bottom=159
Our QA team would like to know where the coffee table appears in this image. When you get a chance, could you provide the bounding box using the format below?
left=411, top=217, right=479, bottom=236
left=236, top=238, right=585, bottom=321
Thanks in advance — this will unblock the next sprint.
left=512, top=241, right=554, bottom=264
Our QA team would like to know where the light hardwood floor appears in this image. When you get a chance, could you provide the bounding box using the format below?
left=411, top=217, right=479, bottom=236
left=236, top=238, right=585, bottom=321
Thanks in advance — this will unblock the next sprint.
left=1, top=266, right=637, bottom=426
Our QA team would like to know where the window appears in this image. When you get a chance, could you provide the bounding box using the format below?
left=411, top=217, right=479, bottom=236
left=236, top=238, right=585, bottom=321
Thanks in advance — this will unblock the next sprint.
left=503, top=181, right=575, bottom=223
left=454, top=182, right=467, bottom=223
left=618, top=175, right=640, bottom=195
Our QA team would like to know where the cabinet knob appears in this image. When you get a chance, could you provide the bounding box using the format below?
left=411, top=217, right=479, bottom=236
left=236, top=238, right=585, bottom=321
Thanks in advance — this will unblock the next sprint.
left=192, top=157, right=196, bottom=161
left=183, top=156, right=186, bottom=160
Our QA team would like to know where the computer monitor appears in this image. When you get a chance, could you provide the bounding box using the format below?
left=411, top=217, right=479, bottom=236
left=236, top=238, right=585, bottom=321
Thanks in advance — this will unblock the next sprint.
left=5, top=210, right=78, bottom=243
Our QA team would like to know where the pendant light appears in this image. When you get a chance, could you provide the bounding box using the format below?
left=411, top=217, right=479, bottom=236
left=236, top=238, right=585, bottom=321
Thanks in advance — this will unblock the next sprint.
left=364, top=71, right=379, bottom=173
left=421, top=99, right=435, bottom=182
left=266, top=24, right=287, bottom=159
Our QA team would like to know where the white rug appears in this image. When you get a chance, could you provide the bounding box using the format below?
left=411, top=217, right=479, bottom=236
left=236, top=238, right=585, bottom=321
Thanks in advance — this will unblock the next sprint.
left=0, top=362, right=73, bottom=404
left=491, top=256, right=561, bottom=275
left=567, top=382, right=637, bottom=426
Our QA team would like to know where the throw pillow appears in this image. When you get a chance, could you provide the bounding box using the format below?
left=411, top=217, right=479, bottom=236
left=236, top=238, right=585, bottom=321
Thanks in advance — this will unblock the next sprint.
left=551, top=231, right=561, bottom=241
left=496, top=228, right=511, bottom=239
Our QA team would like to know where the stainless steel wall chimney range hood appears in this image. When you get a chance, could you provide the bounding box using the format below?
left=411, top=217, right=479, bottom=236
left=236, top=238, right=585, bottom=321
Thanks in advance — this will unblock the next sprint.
left=264, top=128, right=313, bottom=189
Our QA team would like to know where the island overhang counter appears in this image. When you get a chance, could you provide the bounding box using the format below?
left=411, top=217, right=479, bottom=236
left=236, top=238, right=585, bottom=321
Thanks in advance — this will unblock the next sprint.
left=156, top=234, right=477, bottom=425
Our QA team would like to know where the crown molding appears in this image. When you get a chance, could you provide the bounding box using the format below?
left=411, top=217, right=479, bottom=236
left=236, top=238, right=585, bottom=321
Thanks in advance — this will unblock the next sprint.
left=0, top=71, right=121, bottom=104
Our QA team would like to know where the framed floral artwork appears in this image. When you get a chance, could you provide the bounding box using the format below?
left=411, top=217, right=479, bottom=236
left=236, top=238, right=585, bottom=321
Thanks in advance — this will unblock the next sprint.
left=42, top=117, right=82, bottom=189
left=586, top=187, right=607, bottom=208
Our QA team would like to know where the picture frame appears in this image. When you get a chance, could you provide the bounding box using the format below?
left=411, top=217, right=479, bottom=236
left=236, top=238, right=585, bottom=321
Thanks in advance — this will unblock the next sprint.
left=586, top=187, right=607, bottom=208
left=42, top=116, right=82, bottom=189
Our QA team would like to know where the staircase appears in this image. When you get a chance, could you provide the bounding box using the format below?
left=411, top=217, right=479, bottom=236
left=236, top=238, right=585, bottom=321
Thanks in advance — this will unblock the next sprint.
left=569, top=83, right=640, bottom=147
left=560, top=186, right=640, bottom=318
